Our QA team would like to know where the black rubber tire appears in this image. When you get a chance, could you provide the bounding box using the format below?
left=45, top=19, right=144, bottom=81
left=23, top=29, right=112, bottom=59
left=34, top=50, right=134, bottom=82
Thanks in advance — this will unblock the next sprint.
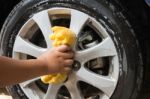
left=0, top=0, right=143, bottom=99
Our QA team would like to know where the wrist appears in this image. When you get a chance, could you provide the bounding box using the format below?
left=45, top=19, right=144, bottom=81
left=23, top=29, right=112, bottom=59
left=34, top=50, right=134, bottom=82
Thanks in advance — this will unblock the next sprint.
left=36, top=58, right=49, bottom=75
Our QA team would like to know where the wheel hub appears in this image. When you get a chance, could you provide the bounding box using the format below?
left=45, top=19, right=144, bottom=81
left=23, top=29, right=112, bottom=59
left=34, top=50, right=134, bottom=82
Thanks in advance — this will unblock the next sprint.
left=72, top=61, right=81, bottom=71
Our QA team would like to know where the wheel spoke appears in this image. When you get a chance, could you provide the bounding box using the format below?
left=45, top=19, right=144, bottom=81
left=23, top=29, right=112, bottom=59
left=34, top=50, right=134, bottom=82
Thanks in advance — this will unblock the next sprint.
left=20, top=77, right=40, bottom=88
left=70, top=9, right=89, bottom=36
left=44, top=84, right=62, bottom=99
left=32, top=10, right=53, bottom=48
left=65, top=73, right=82, bottom=99
left=76, top=67, right=116, bottom=97
left=66, top=83, right=82, bottom=99
left=101, top=94, right=110, bottom=99
left=13, top=36, right=46, bottom=57
left=75, top=37, right=116, bottom=63
left=20, top=77, right=42, bottom=99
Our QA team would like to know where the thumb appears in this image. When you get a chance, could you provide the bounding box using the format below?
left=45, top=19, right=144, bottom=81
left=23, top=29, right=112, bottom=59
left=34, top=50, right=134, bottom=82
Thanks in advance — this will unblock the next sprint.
left=57, top=45, right=71, bottom=52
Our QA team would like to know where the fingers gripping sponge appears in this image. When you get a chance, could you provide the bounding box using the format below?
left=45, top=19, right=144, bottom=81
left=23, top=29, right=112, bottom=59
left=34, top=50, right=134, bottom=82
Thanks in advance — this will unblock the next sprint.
left=41, top=26, right=76, bottom=84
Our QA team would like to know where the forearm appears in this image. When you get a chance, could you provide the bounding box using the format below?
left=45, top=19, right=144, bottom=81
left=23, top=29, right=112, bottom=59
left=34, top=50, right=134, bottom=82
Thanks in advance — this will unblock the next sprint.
left=0, top=56, right=47, bottom=87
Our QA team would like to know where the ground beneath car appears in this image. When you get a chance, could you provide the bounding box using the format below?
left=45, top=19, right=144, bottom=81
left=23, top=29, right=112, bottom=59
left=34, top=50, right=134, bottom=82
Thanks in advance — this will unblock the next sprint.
left=0, top=88, right=12, bottom=99
left=1, top=88, right=150, bottom=99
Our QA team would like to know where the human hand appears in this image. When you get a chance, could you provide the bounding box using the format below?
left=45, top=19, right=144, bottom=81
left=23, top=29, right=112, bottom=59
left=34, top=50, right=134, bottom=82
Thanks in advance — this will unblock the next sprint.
left=38, top=45, right=74, bottom=75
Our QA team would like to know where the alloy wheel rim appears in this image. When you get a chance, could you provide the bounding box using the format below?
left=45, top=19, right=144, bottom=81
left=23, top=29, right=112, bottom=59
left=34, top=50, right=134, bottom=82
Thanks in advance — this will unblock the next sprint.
left=12, top=8, right=119, bottom=99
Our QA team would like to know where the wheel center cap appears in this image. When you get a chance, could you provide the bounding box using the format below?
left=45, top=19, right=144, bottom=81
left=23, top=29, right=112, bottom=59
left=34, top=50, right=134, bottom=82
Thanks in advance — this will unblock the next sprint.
left=72, top=61, right=81, bottom=71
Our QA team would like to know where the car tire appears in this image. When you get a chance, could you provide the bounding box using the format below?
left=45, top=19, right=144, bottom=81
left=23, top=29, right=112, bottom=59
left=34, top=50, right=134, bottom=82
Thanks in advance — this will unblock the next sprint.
left=0, top=0, right=143, bottom=99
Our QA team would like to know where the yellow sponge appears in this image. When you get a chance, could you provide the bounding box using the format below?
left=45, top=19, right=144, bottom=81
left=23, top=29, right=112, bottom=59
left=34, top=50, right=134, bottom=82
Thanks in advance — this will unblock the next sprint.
left=41, top=26, right=76, bottom=84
